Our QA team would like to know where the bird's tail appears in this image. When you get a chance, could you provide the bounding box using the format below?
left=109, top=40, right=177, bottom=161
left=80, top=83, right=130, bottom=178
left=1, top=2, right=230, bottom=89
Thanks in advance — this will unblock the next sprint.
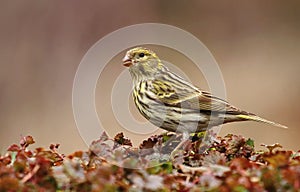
left=236, top=114, right=288, bottom=129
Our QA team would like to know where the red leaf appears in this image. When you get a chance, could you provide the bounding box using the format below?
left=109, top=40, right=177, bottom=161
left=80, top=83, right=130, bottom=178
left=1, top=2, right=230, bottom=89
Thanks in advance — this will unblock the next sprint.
left=20, top=135, right=35, bottom=148
left=7, top=144, right=20, bottom=152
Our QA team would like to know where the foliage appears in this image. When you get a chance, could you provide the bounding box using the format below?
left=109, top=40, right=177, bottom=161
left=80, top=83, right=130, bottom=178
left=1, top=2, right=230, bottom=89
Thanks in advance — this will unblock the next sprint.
left=0, top=133, right=299, bottom=191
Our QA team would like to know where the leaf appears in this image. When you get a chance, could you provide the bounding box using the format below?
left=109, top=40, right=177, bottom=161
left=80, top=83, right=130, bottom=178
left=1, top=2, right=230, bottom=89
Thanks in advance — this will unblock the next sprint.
left=89, top=133, right=114, bottom=158
left=147, top=162, right=173, bottom=174
left=246, top=138, right=255, bottom=148
left=144, top=175, right=163, bottom=190
left=1, top=133, right=300, bottom=191
left=0, top=155, right=12, bottom=165
left=114, top=132, right=132, bottom=146
left=98, top=131, right=109, bottom=142
left=199, top=172, right=222, bottom=189
left=261, top=143, right=282, bottom=153
left=49, top=143, right=60, bottom=151
left=139, top=137, right=158, bottom=150
left=264, top=150, right=292, bottom=168
left=0, top=176, right=20, bottom=191
left=7, top=144, right=20, bottom=152
left=201, top=150, right=226, bottom=166
left=20, top=135, right=35, bottom=148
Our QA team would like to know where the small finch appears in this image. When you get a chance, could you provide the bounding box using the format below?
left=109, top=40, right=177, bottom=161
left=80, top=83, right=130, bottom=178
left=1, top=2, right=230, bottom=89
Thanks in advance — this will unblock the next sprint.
left=123, top=47, right=287, bottom=135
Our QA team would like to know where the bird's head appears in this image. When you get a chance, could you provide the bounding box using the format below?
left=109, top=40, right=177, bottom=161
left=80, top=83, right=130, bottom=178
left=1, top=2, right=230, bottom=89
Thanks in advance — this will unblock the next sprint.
left=123, top=47, right=165, bottom=81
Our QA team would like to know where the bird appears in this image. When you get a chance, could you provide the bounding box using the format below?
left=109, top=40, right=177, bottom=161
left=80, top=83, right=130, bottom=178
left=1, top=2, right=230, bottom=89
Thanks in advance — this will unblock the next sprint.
left=122, top=47, right=287, bottom=136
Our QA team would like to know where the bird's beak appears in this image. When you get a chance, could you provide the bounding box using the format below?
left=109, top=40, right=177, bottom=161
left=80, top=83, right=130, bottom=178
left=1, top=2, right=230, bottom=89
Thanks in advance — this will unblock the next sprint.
left=122, top=55, right=132, bottom=67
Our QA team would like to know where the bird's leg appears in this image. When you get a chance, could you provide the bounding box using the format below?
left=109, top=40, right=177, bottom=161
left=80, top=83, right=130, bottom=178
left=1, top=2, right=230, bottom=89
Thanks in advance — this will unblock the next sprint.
left=196, top=126, right=220, bottom=154
left=170, top=127, right=220, bottom=163
left=170, top=131, right=190, bottom=162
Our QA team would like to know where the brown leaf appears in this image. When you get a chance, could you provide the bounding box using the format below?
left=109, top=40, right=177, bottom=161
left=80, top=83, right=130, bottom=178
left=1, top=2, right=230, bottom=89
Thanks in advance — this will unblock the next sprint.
left=7, top=144, right=20, bottom=152
left=261, top=143, right=282, bottom=153
left=20, top=135, right=35, bottom=148
left=114, top=132, right=132, bottom=146
left=264, top=150, right=292, bottom=168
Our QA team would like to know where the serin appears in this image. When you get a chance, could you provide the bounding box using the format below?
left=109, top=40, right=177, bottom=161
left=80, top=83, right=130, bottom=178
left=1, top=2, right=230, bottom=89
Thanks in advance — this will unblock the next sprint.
left=123, top=47, right=287, bottom=134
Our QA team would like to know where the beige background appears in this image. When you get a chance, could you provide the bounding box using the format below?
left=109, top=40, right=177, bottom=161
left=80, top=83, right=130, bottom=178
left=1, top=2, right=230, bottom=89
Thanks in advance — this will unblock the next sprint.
left=1, top=1, right=299, bottom=154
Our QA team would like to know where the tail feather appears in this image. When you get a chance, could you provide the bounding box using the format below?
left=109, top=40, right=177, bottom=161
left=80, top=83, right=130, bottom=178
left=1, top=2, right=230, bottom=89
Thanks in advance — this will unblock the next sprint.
left=237, top=114, right=288, bottom=129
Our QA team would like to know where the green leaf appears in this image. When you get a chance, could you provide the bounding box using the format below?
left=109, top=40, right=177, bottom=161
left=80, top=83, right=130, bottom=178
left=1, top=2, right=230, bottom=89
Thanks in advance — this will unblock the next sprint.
left=245, top=138, right=254, bottom=148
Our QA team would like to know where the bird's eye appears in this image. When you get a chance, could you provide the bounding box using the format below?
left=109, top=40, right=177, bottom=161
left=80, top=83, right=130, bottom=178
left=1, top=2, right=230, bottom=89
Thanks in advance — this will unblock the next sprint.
left=139, top=53, right=145, bottom=58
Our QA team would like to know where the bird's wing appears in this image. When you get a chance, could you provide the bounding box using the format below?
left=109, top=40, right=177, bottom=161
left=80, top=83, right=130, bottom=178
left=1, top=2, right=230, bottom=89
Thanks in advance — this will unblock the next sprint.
left=150, top=79, right=243, bottom=114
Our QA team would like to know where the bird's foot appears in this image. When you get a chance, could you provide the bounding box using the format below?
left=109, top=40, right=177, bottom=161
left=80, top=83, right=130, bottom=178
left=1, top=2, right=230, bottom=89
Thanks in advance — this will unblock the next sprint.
left=169, top=138, right=191, bottom=164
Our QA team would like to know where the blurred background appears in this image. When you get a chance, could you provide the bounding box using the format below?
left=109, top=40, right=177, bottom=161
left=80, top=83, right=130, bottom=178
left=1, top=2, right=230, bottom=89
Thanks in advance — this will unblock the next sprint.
left=1, top=1, right=299, bottom=154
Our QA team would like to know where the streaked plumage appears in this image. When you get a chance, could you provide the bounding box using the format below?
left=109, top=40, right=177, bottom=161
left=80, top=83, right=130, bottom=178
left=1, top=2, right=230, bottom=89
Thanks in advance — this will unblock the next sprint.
left=123, top=47, right=287, bottom=133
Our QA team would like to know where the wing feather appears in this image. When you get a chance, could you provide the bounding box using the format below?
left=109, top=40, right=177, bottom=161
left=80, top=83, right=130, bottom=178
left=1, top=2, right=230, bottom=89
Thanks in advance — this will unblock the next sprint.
left=150, top=79, right=245, bottom=114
